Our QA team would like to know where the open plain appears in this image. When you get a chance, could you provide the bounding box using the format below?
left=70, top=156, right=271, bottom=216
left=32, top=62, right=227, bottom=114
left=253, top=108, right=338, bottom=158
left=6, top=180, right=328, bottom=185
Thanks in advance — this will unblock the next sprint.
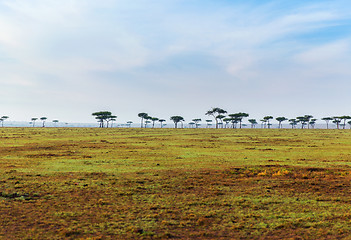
left=1, top=128, right=351, bottom=239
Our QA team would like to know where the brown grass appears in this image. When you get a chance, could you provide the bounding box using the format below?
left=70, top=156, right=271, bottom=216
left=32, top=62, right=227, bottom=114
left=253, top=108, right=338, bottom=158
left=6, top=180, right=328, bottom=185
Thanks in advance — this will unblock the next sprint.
left=1, top=128, right=351, bottom=239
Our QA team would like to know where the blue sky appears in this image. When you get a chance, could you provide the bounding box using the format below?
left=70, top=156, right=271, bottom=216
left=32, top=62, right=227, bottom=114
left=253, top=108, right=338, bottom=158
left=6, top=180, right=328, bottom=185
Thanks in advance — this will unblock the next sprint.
left=1, top=0, right=351, bottom=124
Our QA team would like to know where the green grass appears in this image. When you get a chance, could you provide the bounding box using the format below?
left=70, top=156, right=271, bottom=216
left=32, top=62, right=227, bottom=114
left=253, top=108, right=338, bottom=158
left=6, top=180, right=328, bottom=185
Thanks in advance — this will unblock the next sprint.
left=2, top=128, right=351, bottom=239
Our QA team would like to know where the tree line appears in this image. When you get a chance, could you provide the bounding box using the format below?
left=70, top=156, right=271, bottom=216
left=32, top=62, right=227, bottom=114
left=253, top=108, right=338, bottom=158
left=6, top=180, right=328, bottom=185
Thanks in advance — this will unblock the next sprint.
left=0, top=110, right=349, bottom=129
left=91, top=109, right=351, bottom=129
left=0, top=116, right=60, bottom=128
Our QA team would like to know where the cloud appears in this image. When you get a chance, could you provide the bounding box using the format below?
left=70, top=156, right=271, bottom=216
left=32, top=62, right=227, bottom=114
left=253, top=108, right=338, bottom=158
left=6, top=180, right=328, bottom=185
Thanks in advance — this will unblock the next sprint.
left=0, top=0, right=150, bottom=73
left=295, top=40, right=351, bottom=64
left=289, top=39, right=351, bottom=88
left=1, top=0, right=351, bottom=122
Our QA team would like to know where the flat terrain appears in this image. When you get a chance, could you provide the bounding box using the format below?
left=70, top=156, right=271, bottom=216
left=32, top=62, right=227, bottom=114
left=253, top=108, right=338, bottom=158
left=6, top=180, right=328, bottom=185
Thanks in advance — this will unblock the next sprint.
left=1, top=128, right=351, bottom=239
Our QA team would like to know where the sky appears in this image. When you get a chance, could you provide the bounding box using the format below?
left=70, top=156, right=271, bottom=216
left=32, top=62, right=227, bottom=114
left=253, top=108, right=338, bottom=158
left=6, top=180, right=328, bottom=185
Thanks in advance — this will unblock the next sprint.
left=1, top=0, right=351, bottom=124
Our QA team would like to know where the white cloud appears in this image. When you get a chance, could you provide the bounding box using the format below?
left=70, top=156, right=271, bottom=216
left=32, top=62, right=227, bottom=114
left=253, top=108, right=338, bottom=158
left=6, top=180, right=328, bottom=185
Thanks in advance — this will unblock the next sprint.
left=294, top=40, right=351, bottom=64
left=291, top=39, right=351, bottom=81
left=0, top=0, right=155, bottom=103
left=1, top=0, right=351, bottom=122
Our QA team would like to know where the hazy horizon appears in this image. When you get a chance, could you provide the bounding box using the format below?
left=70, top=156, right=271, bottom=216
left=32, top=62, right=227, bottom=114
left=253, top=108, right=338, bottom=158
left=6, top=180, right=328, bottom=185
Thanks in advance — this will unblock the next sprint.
left=1, top=120, right=347, bottom=130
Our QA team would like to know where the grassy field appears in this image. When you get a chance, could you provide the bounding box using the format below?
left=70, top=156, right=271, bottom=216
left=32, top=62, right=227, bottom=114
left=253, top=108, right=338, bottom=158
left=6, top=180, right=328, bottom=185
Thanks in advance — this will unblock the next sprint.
left=1, top=128, right=351, bottom=239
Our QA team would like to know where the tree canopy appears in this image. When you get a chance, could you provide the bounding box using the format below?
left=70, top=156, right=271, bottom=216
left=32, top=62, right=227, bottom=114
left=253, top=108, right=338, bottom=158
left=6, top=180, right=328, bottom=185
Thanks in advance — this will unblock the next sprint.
left=170, top=116, right=184, bottom=128
left=206, top=107, right=227, bottom=129
left=0, top=116, right=9, bottom=127
left=92, top=111, right=117, bottom=128
left=276, top=117, right=288, bottom=129
left=138, top=113, right=149, bottom=128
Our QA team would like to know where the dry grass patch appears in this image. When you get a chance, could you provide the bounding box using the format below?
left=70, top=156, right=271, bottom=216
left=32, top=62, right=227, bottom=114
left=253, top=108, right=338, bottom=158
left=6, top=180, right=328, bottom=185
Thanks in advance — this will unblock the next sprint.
left=1, top=128, right=351, bottom=239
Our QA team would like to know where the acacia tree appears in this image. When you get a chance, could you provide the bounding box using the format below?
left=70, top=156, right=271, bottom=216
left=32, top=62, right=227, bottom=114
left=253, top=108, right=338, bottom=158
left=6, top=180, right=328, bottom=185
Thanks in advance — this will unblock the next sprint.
left=296, top=115, right=312, bottom=129
left=106, top=115, right=117, bottom=128
left=40, top=117, right=47, bottom=127
left=289, top=119, right=298, bottom=129
left=170, top=116, right=184, bottom=128
left=151, top=117, right=159, bottom=128
left=31, top=118, right=38, bottom=127
left=239, top=113, right=249, bottom=128
left=333, top=117, right=342, bottom=129
left=110, top=118, right=117, bottom=128
left=144, top=115, right=153, bottom=128
left=216, top=115, right=226, bottom=128
left=192, top=119, right=201, bottom=128
left=340, top=116, right=351, bottom=129
left=205, top=108, right=227, bottom=129
left=296, top=116, right=307, bottom=129
left=230, top=116, right=240, bottom=129
left=260, top=119, right=267, bottom=128
left=309, top=119, right=317, bottom=129
left=276, top=117, right=288, bottom=129
left=92, top=111, right=116, bottom=128
left=305, top=115, right=313, bottom=129
left=97, top=116, right=104, bottom=128
left=145, top=120, right=151, bottom=128
left=52, top=120, right=59, bottom=127
left=0, top=116, right=9, bottom=127
left=138, top=113, right=148, bottom=128
left=223, top=118, right=231, bottom=128
left=205, top=120, right=212, bottom=128
left=127, top=121, right=133, bottom=128
left=92, top=112, right=104, bottom=128
left=248, top=119, right=257, bottom=128
left=322, top=117, right=333, bottom=129
left=263, top=116, right=273, bottom=128
left=159, top=119, right=166, bottom=128
left=229, top=113, right=249, bottom=129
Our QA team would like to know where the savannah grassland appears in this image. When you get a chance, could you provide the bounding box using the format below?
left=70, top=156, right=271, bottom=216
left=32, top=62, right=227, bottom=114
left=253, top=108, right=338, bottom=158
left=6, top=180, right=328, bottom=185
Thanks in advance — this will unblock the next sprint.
left=1, top=128, right=351, bottom=239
